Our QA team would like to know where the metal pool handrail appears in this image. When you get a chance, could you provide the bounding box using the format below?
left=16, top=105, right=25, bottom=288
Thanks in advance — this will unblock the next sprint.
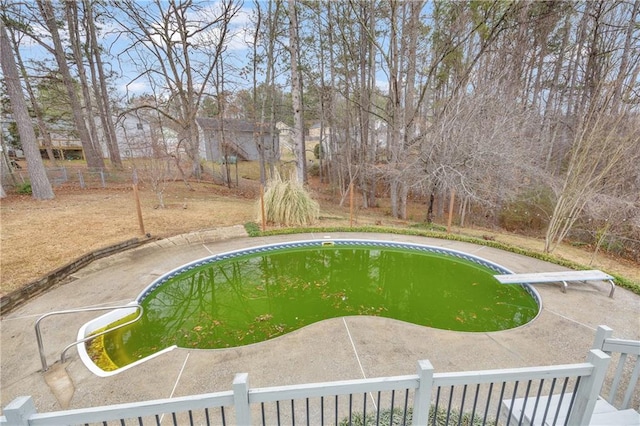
left=35, top=304, right=143, bottom=372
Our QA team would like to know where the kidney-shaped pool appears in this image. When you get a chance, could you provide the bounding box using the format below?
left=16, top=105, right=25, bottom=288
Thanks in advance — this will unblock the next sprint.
left=78, top=239, right=541, bottom=376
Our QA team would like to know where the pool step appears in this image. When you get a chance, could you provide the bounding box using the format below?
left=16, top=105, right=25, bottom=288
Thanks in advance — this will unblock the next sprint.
left=44, top=363, right=75, bottom=409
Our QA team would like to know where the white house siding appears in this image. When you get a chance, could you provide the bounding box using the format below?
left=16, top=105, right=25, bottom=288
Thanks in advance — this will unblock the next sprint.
left=114, top=114, right=154, bottom=158
left=196, top=118, right=279, bottom=163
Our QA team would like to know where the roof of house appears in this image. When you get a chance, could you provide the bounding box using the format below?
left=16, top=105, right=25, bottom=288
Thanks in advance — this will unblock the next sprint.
left=196, top=118, right=273, bottom=134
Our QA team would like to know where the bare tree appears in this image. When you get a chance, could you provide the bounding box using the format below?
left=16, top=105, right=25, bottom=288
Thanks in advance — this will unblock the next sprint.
left=112, top=0, right=241, bottom=179
left=544, top=102, right=640, bottom=253
left=585, top=194, right=638, bottom=265
left=0, top=18, right=53, bottom=199
left=611, top=0, right=640, bottom=113
left=140, top=157, right=172, bottom=209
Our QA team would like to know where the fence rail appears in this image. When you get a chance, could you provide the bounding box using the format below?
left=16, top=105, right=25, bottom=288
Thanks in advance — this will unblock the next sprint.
left=594, top=325, right=640, bottom=410
left=2, top=166, right=133, bottom=190
left=0, top=350, right=611, bottom=426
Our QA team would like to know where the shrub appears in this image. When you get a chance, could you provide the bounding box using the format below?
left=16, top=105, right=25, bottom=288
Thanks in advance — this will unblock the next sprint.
left=244, top=222, right=260, bottom=236
left=258, top=171, right=319, bottom=226
left=341, top=406, right=494, bottom=426
left=409, top=222, right=447, bottom=232
left=16, top=182, right=32, bottom=195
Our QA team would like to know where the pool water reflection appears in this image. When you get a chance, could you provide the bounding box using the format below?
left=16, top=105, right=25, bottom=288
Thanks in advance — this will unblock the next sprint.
left=88, top=241, right=539, bottom=371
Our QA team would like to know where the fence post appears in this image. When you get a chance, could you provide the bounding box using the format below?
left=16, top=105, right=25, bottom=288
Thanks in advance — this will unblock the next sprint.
left=412, top=360, right=434, bottom=426
left=131, top=169, right=146, bottom=236
left=592, top=325, right=613, bottom=351
left=100, top=170, right=105, bottom=188
left=78, top=170, right=85, bottom=189
left=566, top=349, right=610, bottom=426
left=3, top=396, right=37, bottom=425
left=233, top=372, right=251, bottom=426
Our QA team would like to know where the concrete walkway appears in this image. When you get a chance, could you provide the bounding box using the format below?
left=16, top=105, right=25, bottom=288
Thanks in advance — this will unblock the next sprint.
left=2, top=228, right=639, bottom=414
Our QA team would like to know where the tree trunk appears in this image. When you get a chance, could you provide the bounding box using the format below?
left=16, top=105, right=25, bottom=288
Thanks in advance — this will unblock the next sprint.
left=0, top=20, right=54, bottom=199
left=288, top=0, right=306, bottom=184
left=0, top=115, right=17, bottom=192
left=387, top=1, right=402, bottom=218
left=326, top=2, right=338, bottom=191
left=252, top=4, right=265, bottom=185
left=399, top=0, right=422, bottom=220
left=8, top=27, right=58, bottom=165
left=65, top=0, right=104, bottom=167
left=36, top=0, right=104, bottom=170
left=83, top=0, right=122, bottom=168
left=542, top=12, right=572, bottom=173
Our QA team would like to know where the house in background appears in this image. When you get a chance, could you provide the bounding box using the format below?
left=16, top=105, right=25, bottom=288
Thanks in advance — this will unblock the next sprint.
left=276, top=121, right=336, bottom=160
left=39, top=112, right=155, bottom=161
left=275, top=121, right=293, bottom=156
left=307, top=122, right=323, bottom=141
left=114, top=112, right=157, bottom=158
left=36, top=127, right=84, bottom=160
left=196, top=118, right=279, bottom=163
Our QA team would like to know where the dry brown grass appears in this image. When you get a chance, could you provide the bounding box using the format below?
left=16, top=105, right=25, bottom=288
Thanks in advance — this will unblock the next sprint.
left=1, top=169, right=638, bottom=296
left=0, top=179, right=259, bottom=295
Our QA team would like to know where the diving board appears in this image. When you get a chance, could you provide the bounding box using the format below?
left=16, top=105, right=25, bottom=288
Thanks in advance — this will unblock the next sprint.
left=494, top=270, right=616, bottom=297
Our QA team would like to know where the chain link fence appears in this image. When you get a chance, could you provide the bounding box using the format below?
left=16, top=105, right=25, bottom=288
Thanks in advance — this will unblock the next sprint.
left=1, top=166, right=134, bottom=190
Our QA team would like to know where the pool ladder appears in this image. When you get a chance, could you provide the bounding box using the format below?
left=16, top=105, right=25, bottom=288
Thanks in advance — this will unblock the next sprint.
left=35, top=304, right=143, bottom=372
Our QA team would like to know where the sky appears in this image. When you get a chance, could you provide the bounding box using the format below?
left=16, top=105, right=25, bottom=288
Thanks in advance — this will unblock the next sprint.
left=109, top=1, right=256, bottom=97
left=9, top=0, right=402, bottom=103
left=11, top=0, right=256, bottom=99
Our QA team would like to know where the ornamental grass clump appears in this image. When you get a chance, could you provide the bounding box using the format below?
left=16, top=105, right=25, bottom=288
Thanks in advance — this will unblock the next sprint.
left=260, top=171, right=319, bottom=226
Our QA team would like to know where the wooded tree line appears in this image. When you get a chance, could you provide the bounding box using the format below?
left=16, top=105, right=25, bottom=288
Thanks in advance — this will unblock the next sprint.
left=1, top=0, right=638, bottom=255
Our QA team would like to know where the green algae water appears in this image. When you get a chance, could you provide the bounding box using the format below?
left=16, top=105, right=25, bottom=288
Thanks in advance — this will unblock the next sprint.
left=97, top=243, right=538, bottom=369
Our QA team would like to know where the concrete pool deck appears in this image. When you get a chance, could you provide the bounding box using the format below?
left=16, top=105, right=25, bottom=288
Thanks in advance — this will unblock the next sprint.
left=1, top=228, right=639, bottom=414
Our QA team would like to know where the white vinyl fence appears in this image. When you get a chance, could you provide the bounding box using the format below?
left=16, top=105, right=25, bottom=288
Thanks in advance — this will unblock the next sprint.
left=0, top=349, right=612, bottom=426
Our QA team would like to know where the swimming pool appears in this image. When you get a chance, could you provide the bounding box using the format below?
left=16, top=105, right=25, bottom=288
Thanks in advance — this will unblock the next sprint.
left=78, top=239, right=541, bottom=376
